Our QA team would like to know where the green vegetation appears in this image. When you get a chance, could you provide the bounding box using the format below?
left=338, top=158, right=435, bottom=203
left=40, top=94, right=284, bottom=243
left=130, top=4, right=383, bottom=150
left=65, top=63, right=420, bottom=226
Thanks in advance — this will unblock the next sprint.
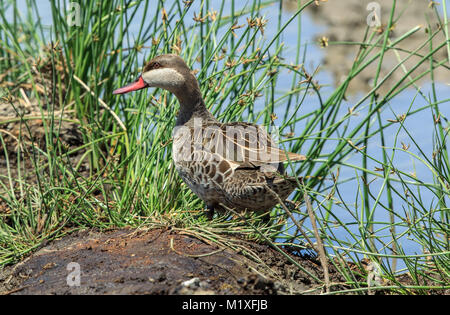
left=0, top=0, right=448, bottom=294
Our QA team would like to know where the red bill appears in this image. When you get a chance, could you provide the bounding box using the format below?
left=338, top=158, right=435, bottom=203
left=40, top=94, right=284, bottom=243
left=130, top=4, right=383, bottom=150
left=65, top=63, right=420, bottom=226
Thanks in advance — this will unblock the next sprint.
left=113, top=76, right=148, bottom=95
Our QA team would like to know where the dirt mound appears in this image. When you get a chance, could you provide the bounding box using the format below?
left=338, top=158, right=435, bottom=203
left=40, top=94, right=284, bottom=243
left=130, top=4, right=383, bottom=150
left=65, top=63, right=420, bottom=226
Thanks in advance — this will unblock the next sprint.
left=0, top=228, right=342, bottom=295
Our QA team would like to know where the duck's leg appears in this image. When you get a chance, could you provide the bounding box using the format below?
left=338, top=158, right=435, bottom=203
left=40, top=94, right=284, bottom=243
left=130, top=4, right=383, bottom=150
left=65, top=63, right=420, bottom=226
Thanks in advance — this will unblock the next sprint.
left=206, top=205, right=215, bottom=220
left=261, top=212, right=271, bottom=224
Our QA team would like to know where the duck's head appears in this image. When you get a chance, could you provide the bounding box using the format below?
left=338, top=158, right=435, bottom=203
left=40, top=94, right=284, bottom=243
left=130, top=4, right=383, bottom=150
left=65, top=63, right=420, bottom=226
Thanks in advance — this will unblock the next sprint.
left=113, top=54, right=194, bottom=95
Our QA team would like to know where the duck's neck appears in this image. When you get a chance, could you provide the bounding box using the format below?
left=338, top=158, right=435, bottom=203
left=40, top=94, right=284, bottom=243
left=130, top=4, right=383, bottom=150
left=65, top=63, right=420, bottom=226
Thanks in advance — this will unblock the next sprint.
left=173, top=81, right=215, bottom=126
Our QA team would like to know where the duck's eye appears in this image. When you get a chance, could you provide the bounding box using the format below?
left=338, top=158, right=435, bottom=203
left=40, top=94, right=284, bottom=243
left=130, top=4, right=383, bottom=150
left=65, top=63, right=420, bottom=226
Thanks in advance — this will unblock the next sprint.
left=144, top=62, right=161, bottom=72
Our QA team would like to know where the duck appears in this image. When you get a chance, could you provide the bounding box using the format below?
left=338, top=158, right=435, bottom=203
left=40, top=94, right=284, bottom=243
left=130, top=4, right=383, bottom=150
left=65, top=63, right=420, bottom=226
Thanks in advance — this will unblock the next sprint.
left=113, top=54, right=306, bottom=219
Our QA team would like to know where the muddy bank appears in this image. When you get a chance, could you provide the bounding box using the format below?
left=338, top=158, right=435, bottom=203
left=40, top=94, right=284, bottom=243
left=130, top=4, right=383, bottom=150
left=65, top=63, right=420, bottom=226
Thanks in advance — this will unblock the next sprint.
left=298, top=0, right=449, bottom=94
left=0, top=228, right=345, bottom=295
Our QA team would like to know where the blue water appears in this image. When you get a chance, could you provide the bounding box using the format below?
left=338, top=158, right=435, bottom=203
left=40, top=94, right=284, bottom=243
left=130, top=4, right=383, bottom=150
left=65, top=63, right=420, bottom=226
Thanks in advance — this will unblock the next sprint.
left=7, top=0, right=450, bottom=272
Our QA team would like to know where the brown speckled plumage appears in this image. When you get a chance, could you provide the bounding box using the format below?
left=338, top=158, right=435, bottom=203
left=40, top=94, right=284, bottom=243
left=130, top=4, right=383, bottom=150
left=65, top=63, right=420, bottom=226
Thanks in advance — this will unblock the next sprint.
left=114, top=54, right=306, bottom=218
left=173, top=121, right=304, bottom=216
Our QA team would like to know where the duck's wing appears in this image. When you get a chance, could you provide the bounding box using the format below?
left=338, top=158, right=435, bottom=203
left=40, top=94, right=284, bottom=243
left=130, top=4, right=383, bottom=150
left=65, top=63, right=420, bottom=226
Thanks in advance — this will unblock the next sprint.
left=207, top=121, right=305, bottom=168
left=173, top=121, right=306, bottom=172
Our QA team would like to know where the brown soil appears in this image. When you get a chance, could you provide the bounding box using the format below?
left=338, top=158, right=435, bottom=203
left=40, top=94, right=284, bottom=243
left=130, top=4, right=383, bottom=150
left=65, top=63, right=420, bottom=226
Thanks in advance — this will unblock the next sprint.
left=0, top=228, right=347, bottom=295
left=1, top=227, right=448, bottom=295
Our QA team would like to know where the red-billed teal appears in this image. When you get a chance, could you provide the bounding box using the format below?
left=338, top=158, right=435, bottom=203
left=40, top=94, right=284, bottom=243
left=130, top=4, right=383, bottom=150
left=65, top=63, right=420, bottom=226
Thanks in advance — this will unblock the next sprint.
left=113, top=54, right=306, bottom=218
